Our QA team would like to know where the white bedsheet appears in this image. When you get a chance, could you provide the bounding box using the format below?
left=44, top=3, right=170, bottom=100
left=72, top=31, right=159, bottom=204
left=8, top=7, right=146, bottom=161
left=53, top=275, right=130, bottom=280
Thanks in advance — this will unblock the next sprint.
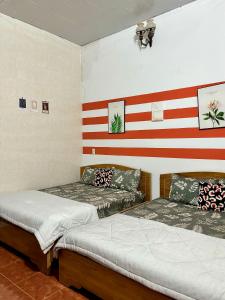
left=0, top=190, right=98, bottom=253
left=56, top=214, right=225, bottom=300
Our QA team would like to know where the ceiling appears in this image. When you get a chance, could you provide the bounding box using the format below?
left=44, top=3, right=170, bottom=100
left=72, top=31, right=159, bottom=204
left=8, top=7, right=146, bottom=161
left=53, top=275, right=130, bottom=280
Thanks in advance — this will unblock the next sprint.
left=0, top=0, right=196, bottom=45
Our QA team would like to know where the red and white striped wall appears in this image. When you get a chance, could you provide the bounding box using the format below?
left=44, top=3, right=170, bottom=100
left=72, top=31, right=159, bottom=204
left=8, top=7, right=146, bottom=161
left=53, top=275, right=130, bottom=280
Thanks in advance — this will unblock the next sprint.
left=82, top=82, right=225, bottom=198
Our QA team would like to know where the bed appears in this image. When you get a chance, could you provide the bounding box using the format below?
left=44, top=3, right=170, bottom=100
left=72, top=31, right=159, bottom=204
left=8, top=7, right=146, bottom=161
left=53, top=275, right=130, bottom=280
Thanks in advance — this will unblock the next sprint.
left=56, top=172, right=225, bottom=300
left=0, top=164, right=150, bottom=274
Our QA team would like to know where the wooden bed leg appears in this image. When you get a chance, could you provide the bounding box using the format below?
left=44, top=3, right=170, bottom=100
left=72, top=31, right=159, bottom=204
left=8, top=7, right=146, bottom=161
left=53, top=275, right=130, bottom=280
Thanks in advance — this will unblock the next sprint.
left=34, top=251, right=53, bottom=275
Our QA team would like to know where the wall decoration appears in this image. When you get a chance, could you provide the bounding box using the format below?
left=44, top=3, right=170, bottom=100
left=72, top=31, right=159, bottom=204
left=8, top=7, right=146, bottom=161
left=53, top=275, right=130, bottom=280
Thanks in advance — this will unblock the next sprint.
left=151, top=103, right=164, bottom=122
left=108, top=100, right=125, bottom=133
left=42, top=101, right=49, bottom=114
left=31, top=100, right=38, bottom=112
left=198, top=83, right=225, bottom=129
left=19, top=97, right=26, bottom=108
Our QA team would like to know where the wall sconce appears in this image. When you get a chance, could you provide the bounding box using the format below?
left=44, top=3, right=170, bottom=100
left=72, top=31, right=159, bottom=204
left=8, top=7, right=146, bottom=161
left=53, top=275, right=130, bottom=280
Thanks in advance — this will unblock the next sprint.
left=136, top=19, right=156, bottom=48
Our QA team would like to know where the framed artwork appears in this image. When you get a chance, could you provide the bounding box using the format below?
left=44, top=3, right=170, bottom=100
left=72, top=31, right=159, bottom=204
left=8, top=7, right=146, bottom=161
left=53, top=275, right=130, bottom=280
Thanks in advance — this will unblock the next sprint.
left=108, top=100, right=125, bottom=133
left=19, top=98, right=26, bottom=109
left=151, top=103, right=164, bottom=122
left=31, top=100, right=38, bottom=112
left=198, top=83, right=225, bottom=129
left=42, top=101, right=49, bottom=114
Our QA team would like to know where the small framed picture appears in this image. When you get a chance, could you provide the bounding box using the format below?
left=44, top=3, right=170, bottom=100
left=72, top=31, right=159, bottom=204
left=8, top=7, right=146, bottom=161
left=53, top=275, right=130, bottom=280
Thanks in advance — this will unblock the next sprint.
left=151, top=103, right=164, bottom=122
left=42, top=101, right=49, bottom=114
left=31, top=100, right=38, bottom=112
left=108, top=100, right=125, bottom=133
left=198, top=83, right=225, bottom=129
left=19, top=98, right=26, bottom=109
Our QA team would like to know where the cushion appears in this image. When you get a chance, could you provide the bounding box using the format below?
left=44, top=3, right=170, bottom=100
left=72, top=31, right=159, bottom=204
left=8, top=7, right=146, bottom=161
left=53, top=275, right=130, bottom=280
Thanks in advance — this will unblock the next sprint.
left=198, top=182, right=225, bottom=212
left=110, top=169, right=141, bottom=192
left=81, top=167, right=96, bottom=185
left=169, top=174, right=216, bottom=206
left=94, top=168, right=114, bottom=188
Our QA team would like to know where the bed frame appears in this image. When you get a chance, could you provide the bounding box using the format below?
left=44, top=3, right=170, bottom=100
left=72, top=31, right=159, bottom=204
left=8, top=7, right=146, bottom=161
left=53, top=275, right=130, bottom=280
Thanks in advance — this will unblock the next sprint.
left=0, top=164, right=151, bottom=275
left=58, top=171, right=225, bottom=300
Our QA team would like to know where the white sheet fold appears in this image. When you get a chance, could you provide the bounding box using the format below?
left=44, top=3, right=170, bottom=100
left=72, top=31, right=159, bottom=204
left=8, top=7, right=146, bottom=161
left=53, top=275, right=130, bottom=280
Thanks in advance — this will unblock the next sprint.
left=0, top=190, right=98, bottom=253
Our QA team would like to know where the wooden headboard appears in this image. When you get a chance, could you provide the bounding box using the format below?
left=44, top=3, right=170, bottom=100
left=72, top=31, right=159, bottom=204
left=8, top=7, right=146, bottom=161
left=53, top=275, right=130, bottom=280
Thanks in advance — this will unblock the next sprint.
left=160, top=172, right=225, bottom=199
left=80, top=164, right=151, bottom=201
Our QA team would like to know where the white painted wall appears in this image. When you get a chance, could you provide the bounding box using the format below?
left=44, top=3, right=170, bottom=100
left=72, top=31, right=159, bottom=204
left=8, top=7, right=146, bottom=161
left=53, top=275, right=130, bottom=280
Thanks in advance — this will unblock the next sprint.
left=0, top=13, right=81, bottom=192
left=82, top=0, right=225, bottom=198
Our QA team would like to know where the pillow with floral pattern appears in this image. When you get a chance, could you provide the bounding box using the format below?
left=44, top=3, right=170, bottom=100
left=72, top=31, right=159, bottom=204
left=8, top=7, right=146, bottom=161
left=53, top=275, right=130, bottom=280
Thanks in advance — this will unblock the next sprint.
left=110, top=169, right=141, bottom=192
left=80, top=167, right=96, bottom=185
left=94, top=168, right=114, bottom=188
left=169, top=174, right=217, bottom=206
left=198, top=181, right=225, bottom=212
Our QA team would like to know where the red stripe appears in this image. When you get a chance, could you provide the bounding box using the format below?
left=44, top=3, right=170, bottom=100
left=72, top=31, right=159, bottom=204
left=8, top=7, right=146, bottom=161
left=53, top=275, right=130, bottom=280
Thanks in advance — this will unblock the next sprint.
left=83, top=128, right=225, bottom=140
left=82, top=107, right=198, bottom=125
left=82, top=82, right=225, bottom=111
left=83, top=147, right=225, bottom=160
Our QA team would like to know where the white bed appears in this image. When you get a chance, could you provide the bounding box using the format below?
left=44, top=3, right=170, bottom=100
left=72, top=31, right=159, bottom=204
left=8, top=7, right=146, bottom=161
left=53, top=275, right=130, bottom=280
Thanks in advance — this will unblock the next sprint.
left=56, top=213, right=225, bottom=300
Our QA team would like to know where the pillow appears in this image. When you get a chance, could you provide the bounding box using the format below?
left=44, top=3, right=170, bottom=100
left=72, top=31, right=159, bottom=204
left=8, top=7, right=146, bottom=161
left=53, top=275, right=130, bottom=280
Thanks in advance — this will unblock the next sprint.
left=110, top=169, right=141, bottom=192
left=94, top=168, right=114, bottom=188
left=81, top=167, right=96, bottom=185
left=198, top=182, right=225, bottom=212
left=169, top=174, right=217, bottom=206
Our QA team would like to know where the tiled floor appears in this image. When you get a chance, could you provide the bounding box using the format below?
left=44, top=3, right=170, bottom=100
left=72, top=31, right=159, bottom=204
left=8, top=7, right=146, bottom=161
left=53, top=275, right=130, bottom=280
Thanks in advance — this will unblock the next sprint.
left=0, top=244, right=95, bottom=300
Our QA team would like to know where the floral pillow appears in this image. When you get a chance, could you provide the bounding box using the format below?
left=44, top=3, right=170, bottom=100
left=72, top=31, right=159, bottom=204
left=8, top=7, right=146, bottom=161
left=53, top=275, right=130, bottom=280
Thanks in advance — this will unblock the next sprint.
left=198, top=182, right=225, bottom=212
left=169, top=174, right=216, bottom=206
left=110, top=169, right=141, bottom=192
left=80, top=167, right=96, bottom=185
left=94, top=168, right=114, bottom=188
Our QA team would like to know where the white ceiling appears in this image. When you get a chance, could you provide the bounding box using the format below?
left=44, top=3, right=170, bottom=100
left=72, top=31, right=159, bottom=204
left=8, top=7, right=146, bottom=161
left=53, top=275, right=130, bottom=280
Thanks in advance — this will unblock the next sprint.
left=0, top=0, right=196, bottom=45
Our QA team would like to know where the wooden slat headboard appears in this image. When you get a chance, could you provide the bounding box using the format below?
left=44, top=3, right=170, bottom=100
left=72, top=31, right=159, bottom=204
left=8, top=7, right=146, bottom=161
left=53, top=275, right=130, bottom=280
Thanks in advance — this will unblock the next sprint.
left=80, top=164, right=151, bottom=201
left=160, top=171, right=225, bottom=199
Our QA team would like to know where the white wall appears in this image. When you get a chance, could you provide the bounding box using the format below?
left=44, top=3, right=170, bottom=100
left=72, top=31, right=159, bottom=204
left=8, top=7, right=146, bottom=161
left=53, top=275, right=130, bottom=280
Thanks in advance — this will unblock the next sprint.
left=0, top=13, right=81, bottom=192
left=82, top=0, right=225, bottom=198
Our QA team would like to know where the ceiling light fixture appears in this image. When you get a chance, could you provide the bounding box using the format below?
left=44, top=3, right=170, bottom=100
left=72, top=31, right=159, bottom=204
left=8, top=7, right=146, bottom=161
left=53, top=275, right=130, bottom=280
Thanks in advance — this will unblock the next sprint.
left=136, top=19, right=156, bottom=48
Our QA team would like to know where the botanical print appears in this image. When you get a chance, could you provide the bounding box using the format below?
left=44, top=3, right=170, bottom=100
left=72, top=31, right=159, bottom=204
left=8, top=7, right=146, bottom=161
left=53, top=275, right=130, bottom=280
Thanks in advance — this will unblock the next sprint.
left=40, top=182, right=144, bottom=218
left=198, top=83, right=225, bottom=129
left=124, top=198, right=225, bottom=240
left=108, top=100, right=125, bottom=133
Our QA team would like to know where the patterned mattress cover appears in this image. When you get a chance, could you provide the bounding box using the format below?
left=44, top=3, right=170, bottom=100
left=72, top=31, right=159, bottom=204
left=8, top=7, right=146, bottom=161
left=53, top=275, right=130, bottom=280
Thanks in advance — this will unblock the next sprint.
left=40, top=182, right=144, bottom=218
left=124, top=197, right=225, bottom=239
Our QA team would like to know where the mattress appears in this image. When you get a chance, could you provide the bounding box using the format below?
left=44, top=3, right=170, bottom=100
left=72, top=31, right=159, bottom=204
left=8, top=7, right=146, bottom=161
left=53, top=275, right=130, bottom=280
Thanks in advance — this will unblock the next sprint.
left=41, top=182, right=144, bottom=218
left=124, top=197, right=225, bottom=239
left=0, top=190, right=98, bottom=253
left=56, top=214, right=225, bottom=300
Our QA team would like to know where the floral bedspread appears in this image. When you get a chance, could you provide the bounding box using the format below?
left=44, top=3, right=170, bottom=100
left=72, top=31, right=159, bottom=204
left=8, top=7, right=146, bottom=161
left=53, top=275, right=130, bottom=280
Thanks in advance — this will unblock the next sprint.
left=124, top=197, right=225, bottom=239
left=40, top=182, right=144, bottom=218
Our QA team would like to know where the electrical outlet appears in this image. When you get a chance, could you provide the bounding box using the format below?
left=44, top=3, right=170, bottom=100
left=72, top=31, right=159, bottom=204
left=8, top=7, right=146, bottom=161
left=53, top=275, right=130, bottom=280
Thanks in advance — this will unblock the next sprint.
left=92, top=148, right=96, bottom=155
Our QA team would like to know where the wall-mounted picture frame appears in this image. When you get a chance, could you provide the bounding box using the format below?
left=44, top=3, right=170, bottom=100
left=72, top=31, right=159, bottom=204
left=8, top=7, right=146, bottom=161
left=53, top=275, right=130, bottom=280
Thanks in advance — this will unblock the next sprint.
left=42, top=101, right=49, bottom=114
left=108, top=100, right=125, bottom=133
left=198, top=83, right=225, bottom=130
left=31, top=100, right=38, bottom=112
left=151, top=103, right=164, bottom=122
left=19, top=98, right=26, bottom=109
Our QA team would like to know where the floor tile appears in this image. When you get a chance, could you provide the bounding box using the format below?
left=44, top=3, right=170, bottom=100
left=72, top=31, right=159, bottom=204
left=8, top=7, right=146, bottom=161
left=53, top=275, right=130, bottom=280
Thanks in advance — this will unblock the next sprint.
left=0, top=246, right=20, bottom=267
left=46, top=287, right=88, bottom=300
left=17, top=272, right=62, bottom=300
left=0, top=274, right=32, bottom=300
left=0, top=260, right=36, bottom=284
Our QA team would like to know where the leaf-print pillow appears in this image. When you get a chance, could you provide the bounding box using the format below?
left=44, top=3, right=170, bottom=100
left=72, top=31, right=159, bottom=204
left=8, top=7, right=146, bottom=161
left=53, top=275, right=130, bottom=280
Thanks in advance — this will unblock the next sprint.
left=80, top=167, right=96, bottom=185
left=111, top=169, right=141, bottom=192
left=169, top=174, right=217, bottom=206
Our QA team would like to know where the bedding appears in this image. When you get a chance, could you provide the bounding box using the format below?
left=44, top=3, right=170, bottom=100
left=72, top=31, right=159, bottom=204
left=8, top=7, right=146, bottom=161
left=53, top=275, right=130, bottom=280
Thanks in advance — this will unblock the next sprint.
left=0, top=190, right=98, bottom=253
left=41, top=182, right=144, bottom=218
left=169, top=174, right=217, bottom=206
left=124, top=197, right=225, bottom=239
left=55, top=213, right=225, bottom=300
